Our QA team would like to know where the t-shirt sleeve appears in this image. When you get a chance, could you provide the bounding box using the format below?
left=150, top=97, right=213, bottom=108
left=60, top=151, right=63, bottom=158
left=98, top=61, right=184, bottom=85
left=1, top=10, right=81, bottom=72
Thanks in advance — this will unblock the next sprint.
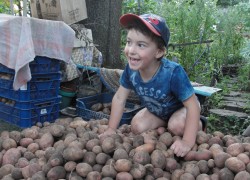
left=119, top=64, right=134, bottom=90
left=170, top=65, right=195, bottom=102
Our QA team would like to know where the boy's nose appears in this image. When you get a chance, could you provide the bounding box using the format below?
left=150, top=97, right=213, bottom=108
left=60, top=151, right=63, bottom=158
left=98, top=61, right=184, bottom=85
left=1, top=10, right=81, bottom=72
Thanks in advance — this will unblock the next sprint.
left=128, top=45, right=136, bottom=54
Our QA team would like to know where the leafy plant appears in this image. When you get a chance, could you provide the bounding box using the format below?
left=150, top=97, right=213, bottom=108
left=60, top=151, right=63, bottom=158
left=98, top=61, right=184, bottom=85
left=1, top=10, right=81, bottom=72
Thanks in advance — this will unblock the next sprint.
left=122, top=0, right=249, bottom=86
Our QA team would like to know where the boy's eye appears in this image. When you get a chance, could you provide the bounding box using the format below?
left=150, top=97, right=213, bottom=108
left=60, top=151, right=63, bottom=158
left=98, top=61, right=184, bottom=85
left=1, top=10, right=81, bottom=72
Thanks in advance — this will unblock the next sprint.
left=138, top=43, right=146, bottom=48
left=126, top=40, right=131, bottom=45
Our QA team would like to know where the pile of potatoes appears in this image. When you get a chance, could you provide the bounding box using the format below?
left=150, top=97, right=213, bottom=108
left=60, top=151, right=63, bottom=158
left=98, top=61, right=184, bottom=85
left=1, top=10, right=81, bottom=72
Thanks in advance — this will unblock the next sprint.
left=0, top=116, right=250, bottom=180
left=91, top=102, right=141, bottom=115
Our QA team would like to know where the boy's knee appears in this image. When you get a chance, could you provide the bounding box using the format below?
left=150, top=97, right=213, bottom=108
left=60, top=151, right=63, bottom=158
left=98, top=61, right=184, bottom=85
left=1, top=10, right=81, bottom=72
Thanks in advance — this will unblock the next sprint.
left=131, top=117, right=144, bottom=134
left=168, top=120, right=184, bottom=136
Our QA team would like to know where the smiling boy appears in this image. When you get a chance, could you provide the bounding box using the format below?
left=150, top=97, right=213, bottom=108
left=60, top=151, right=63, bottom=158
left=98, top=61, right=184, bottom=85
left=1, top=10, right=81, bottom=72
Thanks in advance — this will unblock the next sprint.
left=102, top=13, right=202, bottom=157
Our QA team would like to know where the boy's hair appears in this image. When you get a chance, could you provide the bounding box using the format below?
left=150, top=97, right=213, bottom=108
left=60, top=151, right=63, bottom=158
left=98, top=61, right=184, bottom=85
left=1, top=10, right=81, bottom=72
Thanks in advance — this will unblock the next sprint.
left=125, top=19, right=166, bottom=51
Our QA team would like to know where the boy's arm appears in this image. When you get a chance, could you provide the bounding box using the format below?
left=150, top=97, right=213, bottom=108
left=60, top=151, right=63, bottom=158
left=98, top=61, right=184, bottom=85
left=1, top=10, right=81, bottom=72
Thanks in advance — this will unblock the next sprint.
left=170, top=94, right=201, bottom=157
left=107, top=85, right=131, bottom=131
left=182, top=94, right=201, bottom=148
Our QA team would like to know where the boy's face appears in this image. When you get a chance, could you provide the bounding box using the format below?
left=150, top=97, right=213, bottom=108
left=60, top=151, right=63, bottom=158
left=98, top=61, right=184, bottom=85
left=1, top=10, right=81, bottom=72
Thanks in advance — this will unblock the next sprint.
left=124, top=29, right=164, bottom=71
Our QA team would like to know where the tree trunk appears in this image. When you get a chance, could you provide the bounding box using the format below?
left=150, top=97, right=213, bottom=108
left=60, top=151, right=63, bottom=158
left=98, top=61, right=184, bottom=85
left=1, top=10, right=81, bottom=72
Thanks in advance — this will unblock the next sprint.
left=83, top=0, right=123, bottom=68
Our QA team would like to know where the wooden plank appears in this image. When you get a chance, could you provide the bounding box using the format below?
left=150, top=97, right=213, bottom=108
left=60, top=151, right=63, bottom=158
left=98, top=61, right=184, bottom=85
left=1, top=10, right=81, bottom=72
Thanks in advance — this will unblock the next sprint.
left=209, top=109, right=249, bottom=119
left=193, top=86, right=222, bottom=97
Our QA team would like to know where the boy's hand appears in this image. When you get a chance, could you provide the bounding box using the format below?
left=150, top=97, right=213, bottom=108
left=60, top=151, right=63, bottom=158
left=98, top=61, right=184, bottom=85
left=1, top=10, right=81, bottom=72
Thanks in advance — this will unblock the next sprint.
left=170, top=139, right=192, bottom=157
left=99, top=127, right=116, bottom=139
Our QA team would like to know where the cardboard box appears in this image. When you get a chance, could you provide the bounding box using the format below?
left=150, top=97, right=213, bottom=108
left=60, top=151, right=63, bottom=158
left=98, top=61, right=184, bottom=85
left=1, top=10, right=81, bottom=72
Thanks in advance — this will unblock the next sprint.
left=30, top=0, right=88, bottom=25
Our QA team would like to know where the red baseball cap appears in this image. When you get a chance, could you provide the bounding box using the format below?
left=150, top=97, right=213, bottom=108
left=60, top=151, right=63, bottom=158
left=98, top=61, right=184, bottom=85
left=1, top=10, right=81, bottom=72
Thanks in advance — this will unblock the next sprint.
left=120, top=13, right=170, bottom=47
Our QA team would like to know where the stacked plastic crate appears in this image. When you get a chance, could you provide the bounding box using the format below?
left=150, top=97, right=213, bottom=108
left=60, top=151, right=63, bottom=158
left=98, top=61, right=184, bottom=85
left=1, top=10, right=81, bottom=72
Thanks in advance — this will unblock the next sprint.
left=0, top=56, right=61, bottom=128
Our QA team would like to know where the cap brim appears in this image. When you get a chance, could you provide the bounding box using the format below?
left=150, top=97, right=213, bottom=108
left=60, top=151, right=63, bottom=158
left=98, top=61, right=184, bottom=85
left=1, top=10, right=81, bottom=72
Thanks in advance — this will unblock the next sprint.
left=119, top=13, right=161, bottom=37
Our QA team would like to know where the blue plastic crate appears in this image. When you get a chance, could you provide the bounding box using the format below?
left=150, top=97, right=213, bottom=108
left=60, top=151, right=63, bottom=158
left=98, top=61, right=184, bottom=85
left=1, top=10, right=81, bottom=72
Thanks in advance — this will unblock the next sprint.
left=0, top=72, right=61, bottom=90
left=0, top=110, right=59, bottom=128
left=0, top=72, right=61, bottom=101
left=0, top=87, right=59, bottom=102
left=76, top=93, right=144, bottom=126
left=0, top=96, right=61, bottom=118
left=0, top=56, right=60, bottom=74
left=29, top=56, right=60, bottom=74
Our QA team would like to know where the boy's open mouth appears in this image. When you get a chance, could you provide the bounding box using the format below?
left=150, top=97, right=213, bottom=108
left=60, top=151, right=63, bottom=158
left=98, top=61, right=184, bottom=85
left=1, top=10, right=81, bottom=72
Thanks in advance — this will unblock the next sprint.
left=129, top=57, right=141, bottom=66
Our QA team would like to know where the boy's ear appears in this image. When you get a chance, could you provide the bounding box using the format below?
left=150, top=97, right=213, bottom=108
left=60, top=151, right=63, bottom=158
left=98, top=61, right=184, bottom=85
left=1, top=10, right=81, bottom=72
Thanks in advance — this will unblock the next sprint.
left=156, top=48, right=165, bottom=59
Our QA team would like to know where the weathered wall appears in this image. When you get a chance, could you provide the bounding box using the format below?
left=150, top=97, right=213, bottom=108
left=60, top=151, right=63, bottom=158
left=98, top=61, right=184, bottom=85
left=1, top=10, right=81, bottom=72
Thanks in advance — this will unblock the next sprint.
left=83, top=0, right=123, bottom=68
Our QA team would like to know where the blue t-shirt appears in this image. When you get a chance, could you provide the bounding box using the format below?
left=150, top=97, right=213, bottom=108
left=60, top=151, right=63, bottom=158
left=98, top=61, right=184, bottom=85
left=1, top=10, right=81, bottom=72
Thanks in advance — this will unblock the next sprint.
left=119, top=58, right=195, bottom=120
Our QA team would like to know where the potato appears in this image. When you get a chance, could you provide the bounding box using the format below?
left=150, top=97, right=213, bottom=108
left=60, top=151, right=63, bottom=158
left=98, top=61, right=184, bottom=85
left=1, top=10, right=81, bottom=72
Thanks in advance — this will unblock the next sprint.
left=237, top=153, right=250, bottom=165
left=197, top=160, right=209, bottom=174
left=0, top=164, right=14, bottom=179
left=116, top=172, right=133, bottom=180
left=130, top=163, right=146, bottom=179
left=23, top=151, right=35, bottom=160
left=102, top=164, right=117, bottom=178
left=2, top=148, right=21, bottom=165
left=20, top=138, right=34, bottom=147
left=196, top=131, right=209, bottom=145
left=64, top=161, right=77, bottom=172
left=70, top=118, right=88, bottom=128
left=226, top=143, right=245, bottom=156
left=92, top=145, right=102, bottom=154
left=159, top=132, right=173, bottom=147
left=114, top=159, right=132, bottom=172
left=27, top=143, right=40, bottom=153
left=155, top=141, right=167, bottom=151
left=48, top=152, right=64, bottom=167
left=153, top=167, right=164, bottom=178
left=83, top=151, right=96, bottom=166
left=156, top=127, right=166, bottom=135
left=135, top=143, right=155, bottom=153
left=38, top=133, right=54, bottom=150
left=91, top=103, right=103, bottom=111
left=47, top=166, right=66, bottom=180
left=9, top=131, right=22, bottom=143
left=42, top=163, right=52, bottom=175
left=85, top=138, right=100, bottom=151
left=31, top=171, right=46, bottom=180
left=214, top=152, right=231, bottom=168
left=219, top=167, right=234, bottom=180
left=180, top=172, right=195, bottom=180
left=62, top=146, right=84, bottom=161
left=11, top=167, right=23, bottom=179
left=101, top=137, right=116, bottom=154
left=96, top=152, right=110, bottom=165
left=196, top=173, right=210, bottom=180
left=151, top=150, right=166, bottom=169
left=86, top=171, right=102, bottom=180
left=165, top=158, right=178, bottom=172
left=132, top=135, right=144, bottom=147
left=183, top=163, right=200, bottom=177
left=234, top=171, right=250, bottom=180
left=133, top=151, right=151, bottom=165
left=208, top=136, right=223, bottom=146
left=49, top=124, right=65, bottom=137
left=184, top=149, right=212, bottom=161
left=225, top=157, right=246, bottom=173
left=142, top=131, right=157, bottom=144
left=162, top=149, right=175, bottom=158
left=102, top=107, right=111, bottom=115
left=210, top=173, right=219, bottom=180
left=198, top=143, right=210, bottom=150
left=21, top=163, right=41, bottom=179
left=209, top=144, right=224, bottom=157
left=2, top=138, right=17, bottom=150
left=113, top=148, right=129, bottom=160
left=16, top=157, right=29, bottom=168
left=22, top=128, right=39, bottom=139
